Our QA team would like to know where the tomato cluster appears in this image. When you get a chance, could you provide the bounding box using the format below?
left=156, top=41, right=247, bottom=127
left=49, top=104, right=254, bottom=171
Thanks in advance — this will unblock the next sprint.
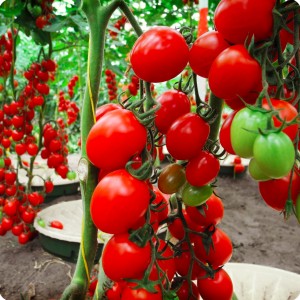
left=0, top=30, right=15, bottom=78
left=26, top=0, right=55, bottom=30
left=105, top=69, right=118, bottom=101
left=58, top=76, right=80, bottom=125
left=127, top=74, right=139, bottom=96
left=109, top=15, right=127, bottom=39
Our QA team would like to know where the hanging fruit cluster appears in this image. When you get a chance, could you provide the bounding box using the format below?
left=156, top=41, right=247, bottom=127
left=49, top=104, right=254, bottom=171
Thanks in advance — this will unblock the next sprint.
left=109, top=15, right=127, bottom=39
left=105, top=69, right=118, bottom=101
left=85, top=24, right=234, bottom=299
left=200, top=0, right=300, bottom=219
left=0, top=29, right=15, bottom=78
left=58, top=75, right=80, bottom=125
left=26, top=0, right=55, bottom=30
left=127, top=74, right=139, bottom=96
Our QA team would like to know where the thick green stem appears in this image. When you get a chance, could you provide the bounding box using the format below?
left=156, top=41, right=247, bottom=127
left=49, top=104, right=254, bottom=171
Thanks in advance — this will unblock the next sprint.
left=208, top=93, right=224, bottom=142
left=62, top=1, right=125, bottom=299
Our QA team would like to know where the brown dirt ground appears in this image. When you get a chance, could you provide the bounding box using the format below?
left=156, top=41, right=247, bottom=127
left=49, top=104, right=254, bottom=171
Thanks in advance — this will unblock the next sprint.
left=0, top=172, right=299, bottom=300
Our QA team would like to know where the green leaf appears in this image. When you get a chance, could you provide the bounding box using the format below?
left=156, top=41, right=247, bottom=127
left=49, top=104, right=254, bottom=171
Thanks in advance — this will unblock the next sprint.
left=43, top=17, right=68, bottom=32
left=70, top=15, right=88, bottom=30
left=0, top=2, right=24, bottom=17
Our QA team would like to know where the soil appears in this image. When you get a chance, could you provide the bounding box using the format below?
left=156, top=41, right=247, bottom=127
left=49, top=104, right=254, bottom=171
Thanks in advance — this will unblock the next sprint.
left=0, top=171, right=299, bottom=300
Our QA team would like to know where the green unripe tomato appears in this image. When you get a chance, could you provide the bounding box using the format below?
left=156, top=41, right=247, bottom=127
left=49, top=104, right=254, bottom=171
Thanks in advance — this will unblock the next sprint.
left=32, top=5, right=42, bottom=17
left=231, top=108, right=269, bottom=158
left=248, top=158, right=270, bottom=181
left=37, top=218, right=46, bottom=228
left=182, top=183, right=213, bottom=207
left=158, top=163, right=186, bottom=194
left=0, top=158, right=4, bottom=168
left=253, top=131, right=295, bottom=179
left=67, top=171, right=77, bottom=180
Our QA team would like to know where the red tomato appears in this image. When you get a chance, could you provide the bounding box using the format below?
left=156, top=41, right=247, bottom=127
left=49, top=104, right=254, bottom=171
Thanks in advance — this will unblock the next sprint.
left=86, top=109, right=147, bottom=170
left=149, top=240, right=176, bottom=282
left=177, top=280, right=200, bottom=300
left=3, top=199, right=18, bottom=216
left=130, top=26, right=189, bottom=83
left=121, top=283, right=162, bottom=300
left=168, top=210, right=204, bottom=241
left=261, top=98, right=298, bottom=141
left=186, top=194, right=224, bottom=228
left=105, top=281, right=124, bottom=299
left=90, top=169, right=150, bottom=234
left=18, top=231, right=31, bottom=245
left=175, top=243, right=204, bottom=280
left=214, top=0, right=275, bottom=44
left=166, top=113, right=210, bottom=160
left=50, top=220, right=64, bottom=230
left=189, top=31, right=230, bottom=78
left=209, top=45, right=262, bottom=100
left=219, top=110, right=237, bottom=154
left=155, top=90, right=191, bottom=134
left=12, top=223, right=24, bottom=236
left=259, top=170, right=300, bottom=211
left=102, top=233, right=151, bottom=282
left=194, top=228, right=233, bottom=269
left=95, top=103, right=121, bottom=121
left=186, top=151, right=220, bottom=187
left=197, top=269, right=233, bottom=300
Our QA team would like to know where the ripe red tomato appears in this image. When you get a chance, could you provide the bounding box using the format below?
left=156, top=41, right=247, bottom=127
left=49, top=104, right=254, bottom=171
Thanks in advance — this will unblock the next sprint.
left=45, top=180, right=54, bottom=193
left=102, top=233, right=151, bottom=282
left=186, top=194, right=224, bottom=228
left=261, top=98, right=298, bottom=141
left=175, top=243, right=204, bottom=280
left=50, top=220, right=64, bottom=229
left=155, top=90, right=191, bottom=134
left=152, top=187, right=169, bottom=223
left=197, top=269, right=233, bottom=300
left=18, top=231, right=31, bottom=245
left=90, top=169, right=150, bottom=234
left=27, top=143, right=39, bottom=156
left=86, top=109, right=147, bottom=171
left=186, top=151, right=220, bottom=187
left=194, top=228, right=233, bottom=269
left=121, top=283, right=162, bottom=300
left=259, top=170, right=300, bottom=211
left=219, top=110, right=237, bottom=155
left=214, top=0, right=275, bottom=44
left=3, top=199, right=19, bottom=216
left=166, top=113, right=210, bottom=160
left=149, top=240, right=176, bottom=282
left=95, top=103, right=121, bottom=121
left=177, top=280, right=200, bottom=300
left=209, top=45, right=262, bottom=100
left=130, top=26, right=189, bottom=83
left=12, top=223, right=24, bottom=236
left=189, top=31, right=230, bottom=78
left=21, top=210, right=36, bottom=224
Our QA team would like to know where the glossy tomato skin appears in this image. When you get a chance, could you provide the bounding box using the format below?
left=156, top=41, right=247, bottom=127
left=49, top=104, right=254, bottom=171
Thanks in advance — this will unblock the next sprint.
left=253, top=132, right=295, bottom=179
left=186, top=151, right=220, bottom=187
left=130, top=26, right=189, bottom=83
left=95, top=103, right=121, bottom=121
left=166, top=113, right=210, bottom=160
left=259, top=170, right=300, bottom=211
left=261, top=98, right=298, bottom=141
left=121, top=283, right=162, bottom=300
left=189, top=31, right=230, bottom=78
left=176, top=280, right=200, bottom=300
left=155, top=90, right=191, bottom=134
left=152, top=187, right=169, bottom=223
left=158, top=163, right=186, bottom=194
left=102, top=233, right=151, bottom=282
left=248, top=158, right=271, bottom=181
left=219, top=110, right=237, bottom=154
left=209, top=45, right=262, bottom=100
left=194, top=228, right=233, bottom=269
left=86, top=109, right=147, bottom=170
left=186, top=194, right=224, bottom=228
left=197, top=269, right=233, bottom=300
left=214, top=0, right=275, bottom=44
left=182, top=183, right=213, bottom=207
left=90, top=169, right=150, bottom=234
left=231, top=108, right=269, bottom=158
